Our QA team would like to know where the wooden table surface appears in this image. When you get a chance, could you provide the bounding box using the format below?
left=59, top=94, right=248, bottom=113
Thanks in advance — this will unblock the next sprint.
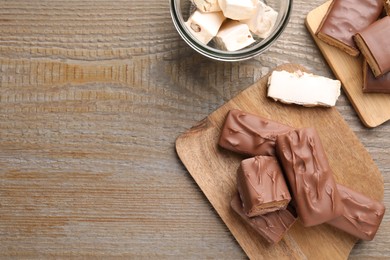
left=0, top=0, right=389, bottom=258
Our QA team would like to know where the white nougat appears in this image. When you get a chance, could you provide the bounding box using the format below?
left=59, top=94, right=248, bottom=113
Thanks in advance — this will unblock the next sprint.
left=192, top=0, right=221, bottom=12
left=218, top=0, right=257, bottom=20
left=267, top=70, right=341, bottom=107
left=185, top=10, right=225, bottom=44
left=242, top=1, right=278, bottom=38
left=214, top=20, right=255, bottom=51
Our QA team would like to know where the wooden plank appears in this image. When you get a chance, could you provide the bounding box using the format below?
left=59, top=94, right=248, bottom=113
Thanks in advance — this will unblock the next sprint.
left=0, top=0, right=389, bottom=258
left=305, top=1, right=390, bottom=128
left=176, top=63, right=384, bottom=259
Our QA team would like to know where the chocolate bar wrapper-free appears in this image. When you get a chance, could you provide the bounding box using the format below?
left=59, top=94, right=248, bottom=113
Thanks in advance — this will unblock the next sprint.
left=363, top=61, right=390, bottom=94
left=231, top=194, right=297, bottom=244
left=237, top=156, right=291, bottom=217
left=219, top=109, right=292, bottom=157
left=316, top=0, right=383, bottom=56
left=275, top=127, right=344, bottom=227
left=354, top=16, right=390, bottom=77
left=327, top=184, right=385, bottom=241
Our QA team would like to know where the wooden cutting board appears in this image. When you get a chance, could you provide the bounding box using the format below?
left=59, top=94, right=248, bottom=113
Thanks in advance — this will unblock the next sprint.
left=305, top=1, right=390, bottom=128
left=175, top=64, right=384, bottom=259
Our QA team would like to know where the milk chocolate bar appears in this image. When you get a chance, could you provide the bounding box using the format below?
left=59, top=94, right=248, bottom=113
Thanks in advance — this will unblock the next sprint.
left=316, top=0, right=383, bottom=56
left=231, top=194, right=297, bottom=244
left=363, top=61, right=390, bottom=93
left=219, top=109, right=292, bottom=157
left=275, top=128, right=344, bottom=227
left=328, top=184, right=385, bottom=241
left=237, top=156, right=291, bottom=217
left=354, top=16, right=390, bottom=77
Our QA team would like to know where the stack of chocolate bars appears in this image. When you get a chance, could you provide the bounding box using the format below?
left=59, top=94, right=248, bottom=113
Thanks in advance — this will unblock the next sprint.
left=219, top=109, right=386, bottom=244
left=315, top=0, right=390, bottom=93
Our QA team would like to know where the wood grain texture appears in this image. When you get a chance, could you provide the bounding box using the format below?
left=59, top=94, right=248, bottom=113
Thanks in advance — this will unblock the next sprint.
left=0, top=0, right=389, bottom=259
left=176, top=63, right=383, bottom=259
left=305, top=1, right=390, bottom=128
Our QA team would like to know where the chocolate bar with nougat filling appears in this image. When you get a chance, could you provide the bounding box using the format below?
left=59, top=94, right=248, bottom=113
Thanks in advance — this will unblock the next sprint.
left=218, top=109, right=293, bottom=157
left=236, top=156, right=291, bottom=217
left=354, top=16, right=390, bottom=77
left=231, top=194, right=297, bottom=244
left=363, top=61, right=390, bottom=93
left=327, top=184, right=385, bottom=241
left=316, top=0, right=383, bottom=56
left=275, top=127, right=344, bottom=227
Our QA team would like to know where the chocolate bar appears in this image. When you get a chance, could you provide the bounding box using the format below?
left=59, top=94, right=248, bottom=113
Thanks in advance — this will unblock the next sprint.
left=316, top=0, right=383, bottom=56
left=363, top=61, right=390, bottom=93
left=328, top=184, right=385, bottom=241
left=231, top=194, right=297, bottom=244
left=275, top=128, right=344, bottom=227
left=237, top=156, right=291, bottom=217
left=219, top=109, right=292, bottom=157
left=354, top=16, right=390, bottom=77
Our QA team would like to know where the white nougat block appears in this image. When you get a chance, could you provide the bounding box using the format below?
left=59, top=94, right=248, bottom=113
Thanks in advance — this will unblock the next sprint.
left=267, top=70, right=341, bottom=107
left=218, top=0, right=257, bottom=20
left=241, top=1, right=278, bottom=38
left=185, top=10, right=226, bottom=44
left=214, top=20, right=255, bottom=51
left=192, top=0, right=221, bottom=12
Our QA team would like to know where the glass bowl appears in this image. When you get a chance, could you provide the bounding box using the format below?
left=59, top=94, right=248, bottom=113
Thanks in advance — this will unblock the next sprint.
left=169, top=0, right=293, bottom=61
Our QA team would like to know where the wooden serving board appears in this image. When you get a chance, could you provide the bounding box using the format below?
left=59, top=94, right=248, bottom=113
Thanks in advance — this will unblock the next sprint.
left=175, top=64, right=384, bottom=259
left=305, top=1, right=390, bottom=128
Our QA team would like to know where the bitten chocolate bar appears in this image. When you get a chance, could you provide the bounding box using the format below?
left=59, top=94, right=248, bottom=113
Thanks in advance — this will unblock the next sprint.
left=231, top=194, right=297, bottom=244
left=275, top=128, right=344, bottom=227
left=219, top=109, right=292, bottom=157
left=327, top=184, right=385, bottom=241
left=237, top=156, right=291, bottom=217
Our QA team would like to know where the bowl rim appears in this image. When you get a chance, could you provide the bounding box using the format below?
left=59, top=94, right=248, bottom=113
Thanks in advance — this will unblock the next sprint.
left=169, top=0, right=294, bottom=61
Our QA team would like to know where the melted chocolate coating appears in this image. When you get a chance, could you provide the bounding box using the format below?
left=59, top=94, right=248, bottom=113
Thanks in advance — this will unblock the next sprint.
left=316, top=0, right=382, bottom=54
left=219, top=109, right=293, bottom=157
left=237, top=156, right=291, bottom=217
left=231, top=194, right=297, bottom=244
left=363, top=61, right=390, bottom=93
left=327, top=184, right=385, bottom=241
left=275, top=128, right=344, bottom=227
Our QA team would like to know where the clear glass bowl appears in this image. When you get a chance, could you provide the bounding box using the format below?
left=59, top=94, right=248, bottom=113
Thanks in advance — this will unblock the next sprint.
left=169, top=0, right=293, bottom=61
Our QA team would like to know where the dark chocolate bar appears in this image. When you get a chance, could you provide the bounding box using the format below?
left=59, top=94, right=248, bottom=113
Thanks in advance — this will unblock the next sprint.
left=275, top=128, right=344, bottom=227
left=219, top=109, right=293, bottom=157
left=231, top=194, right=297, bottom=244
left=327, top=184, right=385, bottom=241
left=237, top=156, right=291, bottom=217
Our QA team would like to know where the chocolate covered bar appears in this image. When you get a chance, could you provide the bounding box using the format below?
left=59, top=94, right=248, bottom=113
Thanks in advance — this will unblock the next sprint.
left=219, top=109, right=292, bottom=157
left=231, top=194, right=297, bottom=244
left=275, top=128, right=344, bottom=227
left=363, top=61, right=390, bottom=93
left=354, top=16, right=390, bottom=77
left=328, top=184, right=385, bottom=241
left=316, top=0, right=383, bottom=56
left=237, top=156, right=291, bottom=217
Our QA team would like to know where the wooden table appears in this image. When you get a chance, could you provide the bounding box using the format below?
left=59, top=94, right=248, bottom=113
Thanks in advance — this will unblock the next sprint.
left=0, top=0, right=388, bottom=258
